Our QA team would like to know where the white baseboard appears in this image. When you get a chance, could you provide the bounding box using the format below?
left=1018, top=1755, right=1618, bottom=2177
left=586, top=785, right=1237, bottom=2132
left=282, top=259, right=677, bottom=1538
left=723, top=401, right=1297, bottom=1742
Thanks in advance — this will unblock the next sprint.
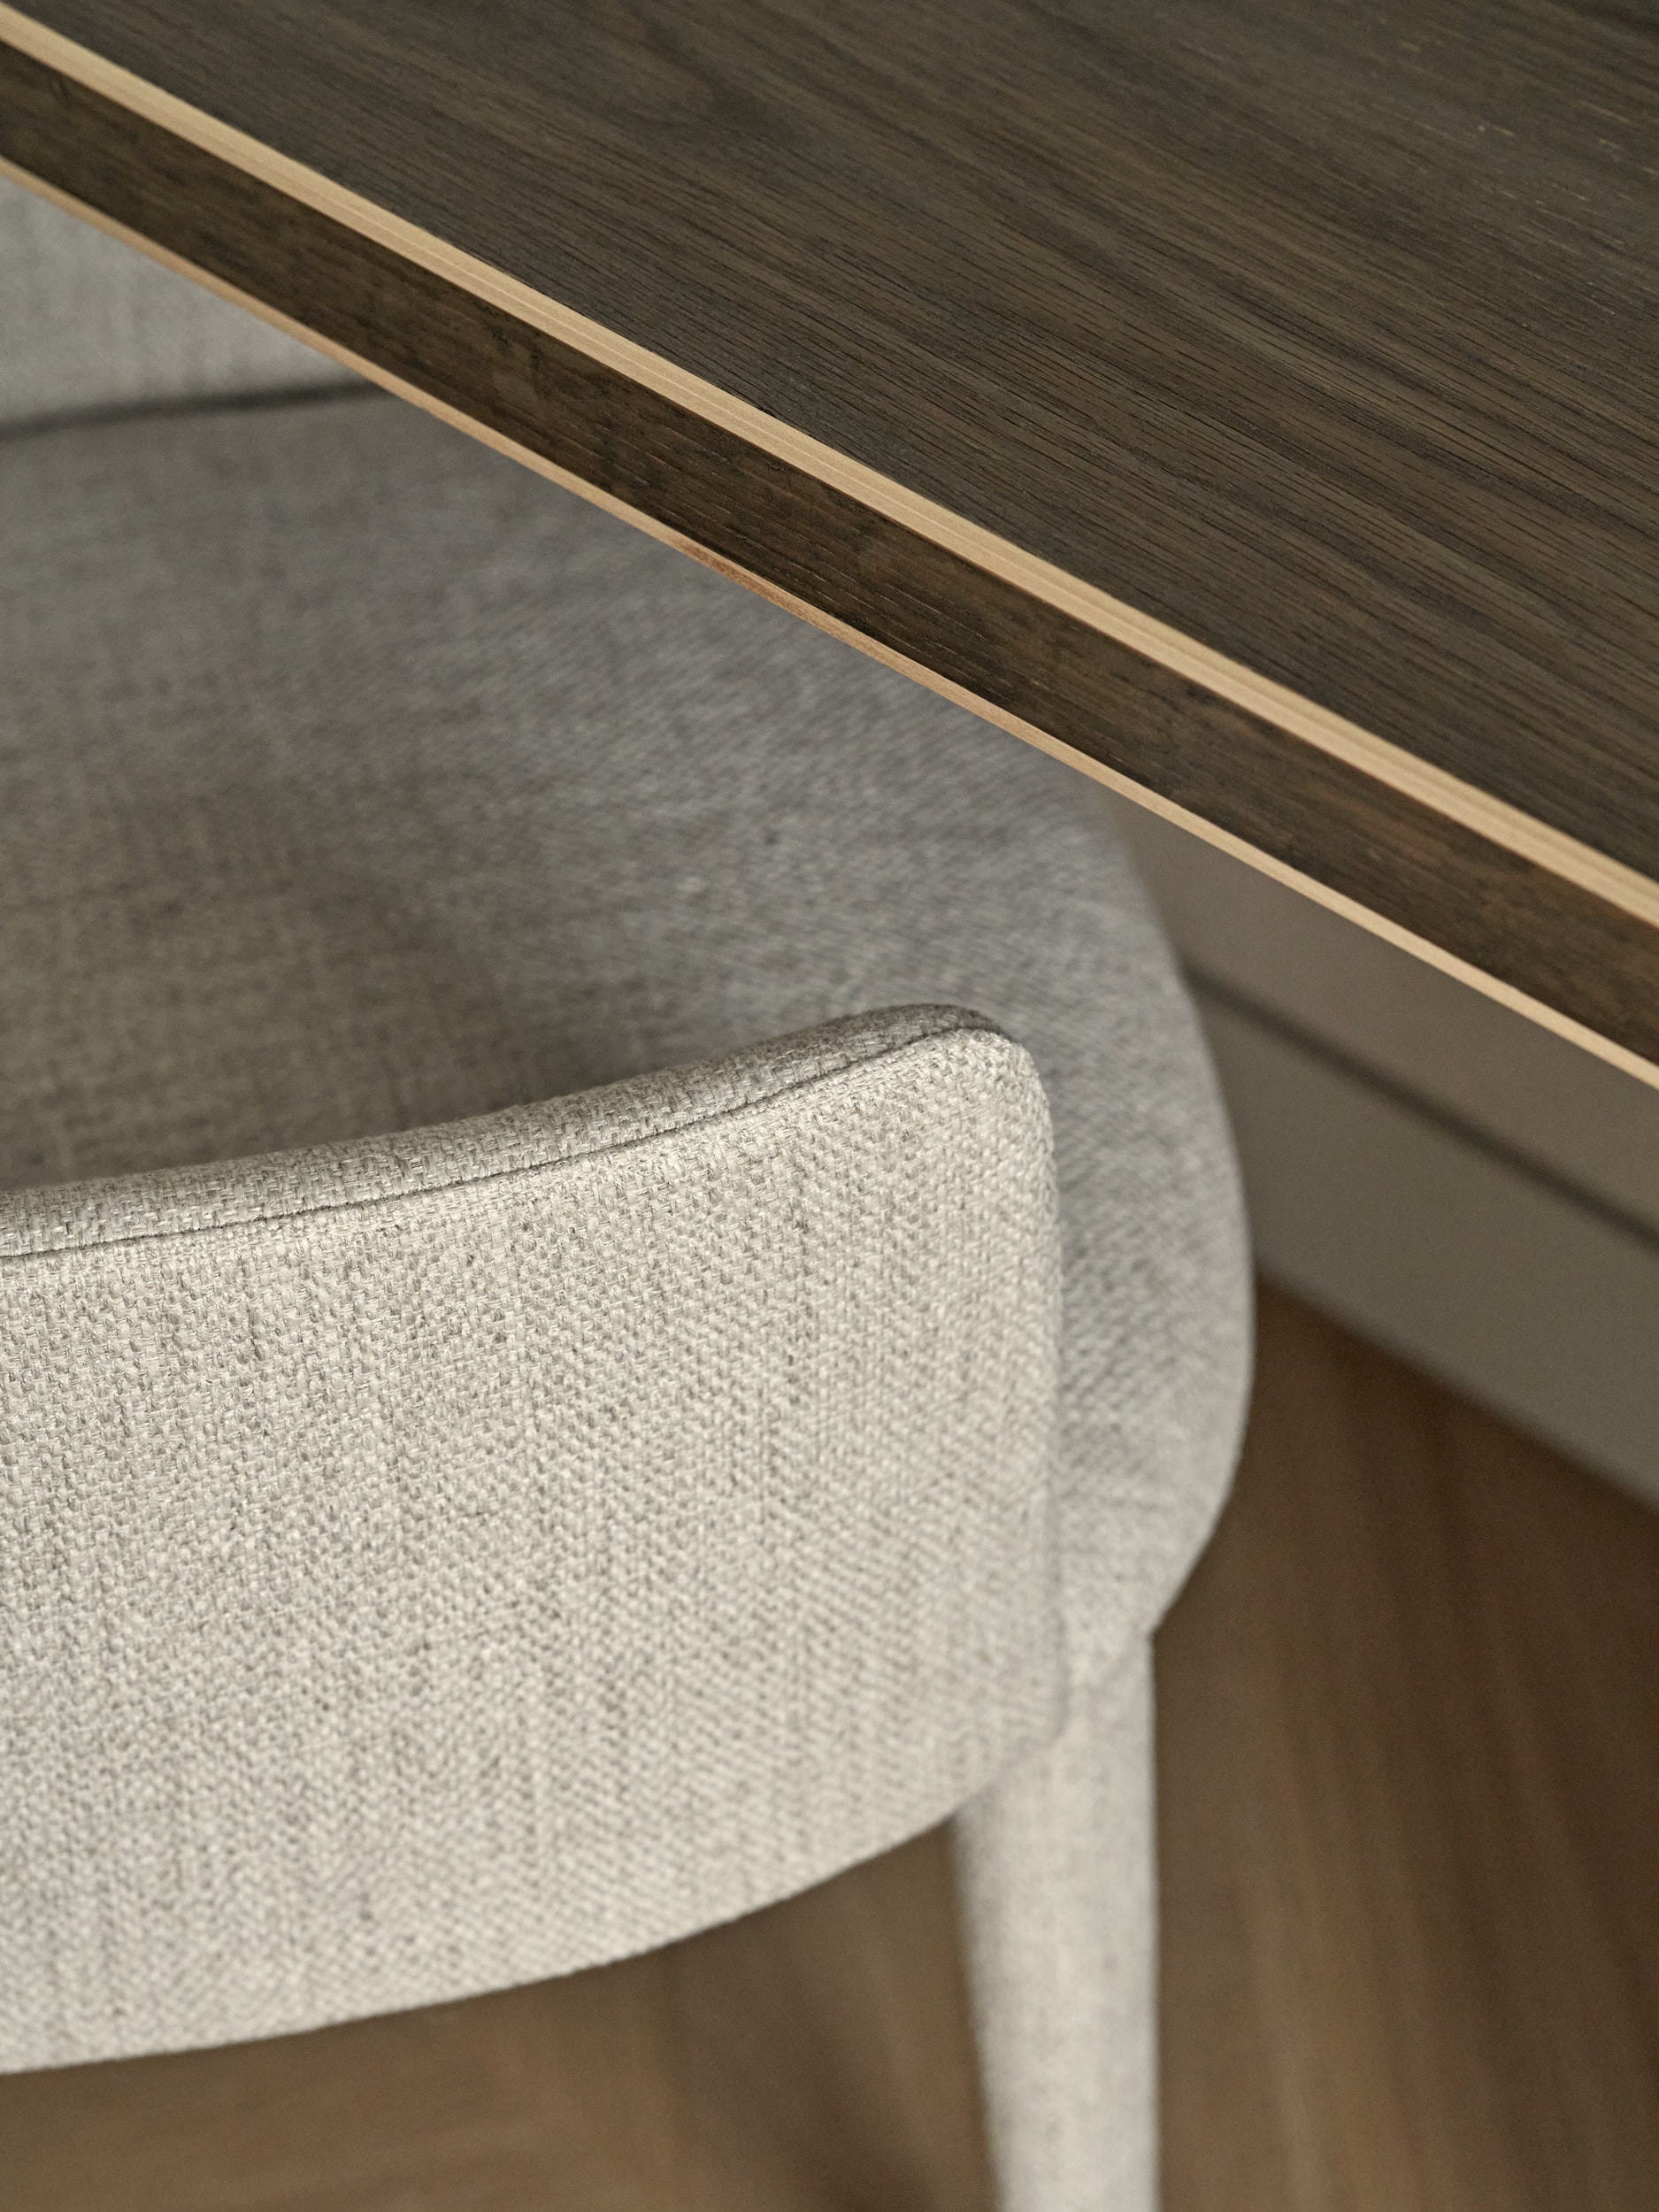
left=1193, top=981, right=1659, bottom=1509
left=1110, top=799, right=1659, bottom=1237
left=1102, top=795, right=1659, bottom=1508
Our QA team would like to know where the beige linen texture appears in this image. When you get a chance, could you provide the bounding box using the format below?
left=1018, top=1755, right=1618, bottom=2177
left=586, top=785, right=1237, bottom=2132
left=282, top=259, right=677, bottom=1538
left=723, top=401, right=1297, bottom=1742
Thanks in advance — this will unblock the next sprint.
left=3, top=188, right=1254, bottom=2203
left=2, top=1010, right=1063, bottom=2068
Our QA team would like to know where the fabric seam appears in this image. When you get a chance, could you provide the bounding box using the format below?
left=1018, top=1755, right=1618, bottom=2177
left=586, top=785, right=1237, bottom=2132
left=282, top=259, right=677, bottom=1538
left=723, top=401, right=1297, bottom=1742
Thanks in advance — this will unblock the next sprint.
left=1, top=1018, right=1016, bottom=1264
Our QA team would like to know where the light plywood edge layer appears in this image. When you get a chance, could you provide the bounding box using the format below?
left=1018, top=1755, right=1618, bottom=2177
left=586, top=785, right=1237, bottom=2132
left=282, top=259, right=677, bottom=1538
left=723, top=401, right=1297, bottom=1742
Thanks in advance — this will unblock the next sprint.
left=4, top=42, right=1656, bottom=1099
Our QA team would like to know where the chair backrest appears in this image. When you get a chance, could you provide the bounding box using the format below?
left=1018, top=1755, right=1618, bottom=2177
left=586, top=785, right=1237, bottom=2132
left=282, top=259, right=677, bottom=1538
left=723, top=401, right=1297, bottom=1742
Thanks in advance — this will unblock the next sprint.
left=1, top=1003, right=1063, bottom=2070
left=0, top=173, right=358, bottom=432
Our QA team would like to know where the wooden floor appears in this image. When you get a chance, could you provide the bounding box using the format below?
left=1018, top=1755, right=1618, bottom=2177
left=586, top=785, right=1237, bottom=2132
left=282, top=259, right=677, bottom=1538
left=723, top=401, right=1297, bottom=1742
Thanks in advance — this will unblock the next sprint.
left=7, top=1286, right=1659, bottom=2208
left=1, top=1825, right=993, bottom=2212
left=1159, top=1287, right=1659, bottom=2212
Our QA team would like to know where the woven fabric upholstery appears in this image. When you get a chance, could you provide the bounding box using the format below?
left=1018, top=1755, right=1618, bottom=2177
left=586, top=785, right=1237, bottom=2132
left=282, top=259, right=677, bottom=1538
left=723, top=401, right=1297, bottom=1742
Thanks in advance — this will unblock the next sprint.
left=3, top=198, right=1253, bottom=2208
left=0, top=391, right=1252, bottom=1705
left=2, top=1008, right=1063, bottom=2067
left=0, top=174, right=357, bottom=429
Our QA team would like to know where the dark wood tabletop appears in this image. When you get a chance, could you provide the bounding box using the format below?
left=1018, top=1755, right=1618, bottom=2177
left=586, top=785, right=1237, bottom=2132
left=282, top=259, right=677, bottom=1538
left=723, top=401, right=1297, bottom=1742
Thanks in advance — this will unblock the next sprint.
left=4, top=0, right=1655, bottom=1081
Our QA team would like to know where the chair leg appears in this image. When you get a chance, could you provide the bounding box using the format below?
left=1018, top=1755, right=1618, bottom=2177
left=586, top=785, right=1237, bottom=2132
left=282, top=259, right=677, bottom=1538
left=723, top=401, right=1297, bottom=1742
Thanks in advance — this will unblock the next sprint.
left=952, top=1648, right=1157, bottom=2212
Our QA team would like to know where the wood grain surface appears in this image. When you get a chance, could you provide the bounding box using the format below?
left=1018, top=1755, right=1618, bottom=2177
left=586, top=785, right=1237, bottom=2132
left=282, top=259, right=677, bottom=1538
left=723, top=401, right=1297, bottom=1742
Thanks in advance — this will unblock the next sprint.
left=1158, top=1286, right=1659, bottom=2212
left=2, top=2, right=1657, bottom=1079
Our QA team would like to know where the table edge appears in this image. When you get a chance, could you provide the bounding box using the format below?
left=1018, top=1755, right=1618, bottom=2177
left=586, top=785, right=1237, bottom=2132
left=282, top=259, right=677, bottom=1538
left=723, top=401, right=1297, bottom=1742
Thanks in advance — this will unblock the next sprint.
left=4, top=4, right=1656, bottom=1093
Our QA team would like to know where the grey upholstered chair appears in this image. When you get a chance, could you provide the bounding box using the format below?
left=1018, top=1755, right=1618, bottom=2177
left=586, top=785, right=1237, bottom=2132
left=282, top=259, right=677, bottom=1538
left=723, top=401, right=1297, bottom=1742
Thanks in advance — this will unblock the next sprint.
left=0, top=179, right=1252, bottom=2211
